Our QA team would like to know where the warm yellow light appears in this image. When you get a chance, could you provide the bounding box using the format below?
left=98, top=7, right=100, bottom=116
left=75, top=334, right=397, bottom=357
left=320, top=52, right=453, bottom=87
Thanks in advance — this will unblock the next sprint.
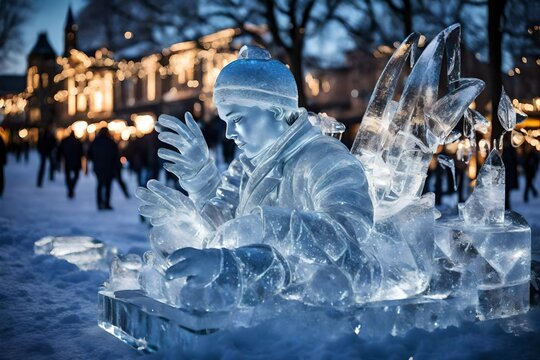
left=87, top=123, right=97, bottom=134
left=72, top=120, right=88, bottom=139
left=68, top=77, right=76, bottom=115
left=124, top=31, right=133, bottom=40
left=187, top=80, right=199, bottom=88
left=522, top=57, right=527, bottom=63
left=19, top=129, right=28, bottom=139
left=134, top=114, right=155, bottom=135
left=108, top=119, right=127, bottom=133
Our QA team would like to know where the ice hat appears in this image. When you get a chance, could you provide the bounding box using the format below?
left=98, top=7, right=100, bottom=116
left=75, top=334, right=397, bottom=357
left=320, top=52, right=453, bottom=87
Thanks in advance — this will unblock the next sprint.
left=213, top=45, right=298, bottom=111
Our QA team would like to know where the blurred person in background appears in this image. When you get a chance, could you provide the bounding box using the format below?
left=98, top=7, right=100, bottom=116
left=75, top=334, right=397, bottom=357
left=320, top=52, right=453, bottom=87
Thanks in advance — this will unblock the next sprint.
left=0, top=132, right=6, bottom=197
left=523, top=143, right=539, bottom=203
left=36, top=126, right=57, bottom=187
left=57, top=130, right=84, bottom=199
left=88, top=127, right=119, bottom=210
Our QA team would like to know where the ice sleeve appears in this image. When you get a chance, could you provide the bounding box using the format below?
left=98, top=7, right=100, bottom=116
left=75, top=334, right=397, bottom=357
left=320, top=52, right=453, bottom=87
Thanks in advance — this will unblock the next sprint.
left=198, top=159, right=245, bottom=230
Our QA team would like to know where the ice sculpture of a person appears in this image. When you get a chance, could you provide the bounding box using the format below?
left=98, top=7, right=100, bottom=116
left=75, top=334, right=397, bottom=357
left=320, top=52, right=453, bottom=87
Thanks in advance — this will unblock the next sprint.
left=137, top=45, right=378, bottom=311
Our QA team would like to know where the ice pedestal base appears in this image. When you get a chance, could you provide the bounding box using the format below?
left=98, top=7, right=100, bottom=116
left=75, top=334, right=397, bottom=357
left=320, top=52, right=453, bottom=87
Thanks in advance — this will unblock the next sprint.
left=97, top=290, right=478, bottom=352
left=97, top=289, right=251, bottom=353
left=432, top=210, right=531, bottom=319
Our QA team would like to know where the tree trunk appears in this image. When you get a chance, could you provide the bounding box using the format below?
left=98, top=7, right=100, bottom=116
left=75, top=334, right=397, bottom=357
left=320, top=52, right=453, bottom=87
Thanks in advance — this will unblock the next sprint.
left=488, top=0, right=506, bottom=141
left=289, top=43, right=307, bottom=108
left=403, top=0, right=413, bottom=37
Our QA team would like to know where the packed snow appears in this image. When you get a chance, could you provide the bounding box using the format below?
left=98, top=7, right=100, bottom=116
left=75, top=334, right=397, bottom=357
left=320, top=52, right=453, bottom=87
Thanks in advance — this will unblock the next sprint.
left=0, top=152, right=539, bottom=359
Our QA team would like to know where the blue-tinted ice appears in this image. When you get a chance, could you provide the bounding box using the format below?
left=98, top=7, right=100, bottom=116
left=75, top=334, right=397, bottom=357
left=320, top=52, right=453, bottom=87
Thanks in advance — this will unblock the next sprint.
left=100, top=25, right=531, bottom=351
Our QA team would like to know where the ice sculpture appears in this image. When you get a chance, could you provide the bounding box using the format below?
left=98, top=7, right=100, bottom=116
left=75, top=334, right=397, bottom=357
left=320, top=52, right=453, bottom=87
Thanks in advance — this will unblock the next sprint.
left=458, top=149, right=505, bottom=225
left=350, top=24, right=484, bottom=220
left=99, top=25, right=531, bottom=352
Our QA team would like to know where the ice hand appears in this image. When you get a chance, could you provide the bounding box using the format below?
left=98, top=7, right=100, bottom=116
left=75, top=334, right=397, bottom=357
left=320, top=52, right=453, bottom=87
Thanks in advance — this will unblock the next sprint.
left=166, top=247, right=241, bottom=311
left=165, top=247, right=222, bottom=286
left=135, top=179, right=205, bottom=230
left=157, top=113, right=209, bottom=180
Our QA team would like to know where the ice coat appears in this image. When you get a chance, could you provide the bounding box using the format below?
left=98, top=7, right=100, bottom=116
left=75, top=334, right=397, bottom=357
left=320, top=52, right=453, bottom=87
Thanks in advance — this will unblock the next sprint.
left=183, top=112, right=384, bottom=307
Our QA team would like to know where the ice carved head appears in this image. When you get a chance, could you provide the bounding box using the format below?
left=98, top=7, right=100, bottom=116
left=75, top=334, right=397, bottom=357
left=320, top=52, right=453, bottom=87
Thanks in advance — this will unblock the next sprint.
left=218, top=104, right=292, bottom=158
left=214, top=45, right=300, bottom=158
left=214, top=45, right=298, bottom=111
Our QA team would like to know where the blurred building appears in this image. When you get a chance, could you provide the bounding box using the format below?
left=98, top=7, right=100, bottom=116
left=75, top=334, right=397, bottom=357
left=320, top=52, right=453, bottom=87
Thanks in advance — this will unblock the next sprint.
left=0, top=7, right=538, bottom=150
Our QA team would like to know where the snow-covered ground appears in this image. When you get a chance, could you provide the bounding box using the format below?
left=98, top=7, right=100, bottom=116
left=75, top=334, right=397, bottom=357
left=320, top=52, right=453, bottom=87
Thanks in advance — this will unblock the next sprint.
left=1, top=151, right=539, bottom=359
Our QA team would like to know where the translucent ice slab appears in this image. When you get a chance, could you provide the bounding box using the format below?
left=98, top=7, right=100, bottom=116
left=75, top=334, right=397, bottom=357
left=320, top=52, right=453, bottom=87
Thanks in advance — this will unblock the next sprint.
left=34, top=236, right=117, bottom=271
left=432, top=211, right=531, bottom=319
left=97, top=289, right=478, bottom=352
left=97, top=289, right=250, bottom=353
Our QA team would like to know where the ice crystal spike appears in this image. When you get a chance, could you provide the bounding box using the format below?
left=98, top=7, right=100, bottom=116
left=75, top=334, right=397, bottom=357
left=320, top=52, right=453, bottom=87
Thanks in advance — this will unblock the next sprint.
left=498, top=87, right=528, bottom=132
left=438, top=154, right=457, bottom=191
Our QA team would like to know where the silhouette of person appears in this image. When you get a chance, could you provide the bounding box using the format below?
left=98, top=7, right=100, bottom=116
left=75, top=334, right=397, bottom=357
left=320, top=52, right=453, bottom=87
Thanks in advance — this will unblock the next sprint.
left=523, top=144, right=539, bottom=202
left=88, top=128, right=119, bottom=210
left=0, top=134, right=6, bottom=197
left=57, top=130, right=84, bottom=198
left=503, top=140, right=519, bottom=210
left=37, top=126, right=57, bottom=187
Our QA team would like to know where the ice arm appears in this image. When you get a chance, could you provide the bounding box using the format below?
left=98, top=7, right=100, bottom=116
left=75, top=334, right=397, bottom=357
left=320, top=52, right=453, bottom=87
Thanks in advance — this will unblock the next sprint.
left=197, top=159, right=245, bottom=230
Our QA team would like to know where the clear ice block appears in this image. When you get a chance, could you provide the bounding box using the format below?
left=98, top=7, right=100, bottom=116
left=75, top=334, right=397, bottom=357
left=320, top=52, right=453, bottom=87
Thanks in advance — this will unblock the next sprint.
left=432, top=211, right=531, bottom=319
left=34, top=236, right=117, bottom=271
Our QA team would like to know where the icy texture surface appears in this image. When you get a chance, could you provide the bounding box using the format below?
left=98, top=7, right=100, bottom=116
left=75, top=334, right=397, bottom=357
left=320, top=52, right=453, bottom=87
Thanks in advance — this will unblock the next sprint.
left=438, top=154, right=457, bottom=191
left=308, top=112, right=346, bottom=140
left=213, top=45, right=298, bottom=111
left=99, top=25, right=532, bottom=350
left=433, top=211, right=531, bottom=319
left=459, top=149, right=505, bottom=225
left=350, top=25, right=484, bottom=220
left=108, top=254, right=143, bottom=291
left=498, top=87, right=527, bottom=131
left=34, top=236, right=116, bottom=271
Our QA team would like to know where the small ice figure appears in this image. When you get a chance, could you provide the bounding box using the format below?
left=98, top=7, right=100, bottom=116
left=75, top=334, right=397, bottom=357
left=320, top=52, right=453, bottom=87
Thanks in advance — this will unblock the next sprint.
left=458, top=149, right=505, bottom=225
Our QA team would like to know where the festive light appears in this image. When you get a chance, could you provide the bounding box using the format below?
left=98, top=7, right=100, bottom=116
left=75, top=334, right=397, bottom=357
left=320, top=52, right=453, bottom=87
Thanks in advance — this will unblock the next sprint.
left=134, top=114, right=155, bottom=135
left=72, top=120, right=88, bottom=138
left=18, top=129, right=28, bottom=139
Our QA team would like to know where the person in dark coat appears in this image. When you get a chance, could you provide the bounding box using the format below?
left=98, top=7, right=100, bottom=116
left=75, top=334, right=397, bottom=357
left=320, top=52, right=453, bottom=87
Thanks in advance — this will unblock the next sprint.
left=57, top=131, right=84, bottom=198
left=88, top=128, right=119, bottom=210
left=523, top=143, right=539, bottom=202
left=37, top=127, right=57, bottom=187
left=503, top=139, right=519, bottom=210
left=0, top=134, right=6, bottom=197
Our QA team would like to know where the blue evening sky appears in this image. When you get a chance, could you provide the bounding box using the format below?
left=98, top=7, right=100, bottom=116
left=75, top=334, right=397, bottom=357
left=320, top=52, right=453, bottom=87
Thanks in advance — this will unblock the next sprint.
left=2, top=0, right=86, bottom=75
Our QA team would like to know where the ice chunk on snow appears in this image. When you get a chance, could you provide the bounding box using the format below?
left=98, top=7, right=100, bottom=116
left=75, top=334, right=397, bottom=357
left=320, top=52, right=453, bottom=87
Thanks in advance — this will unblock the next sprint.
left=34, top=236, right=116, bottom=271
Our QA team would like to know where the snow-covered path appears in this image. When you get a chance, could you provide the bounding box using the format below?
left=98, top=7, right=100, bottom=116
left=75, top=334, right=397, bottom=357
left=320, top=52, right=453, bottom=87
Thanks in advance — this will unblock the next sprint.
left=1, top=151, right=539, bottom=359
left=0, top=152, right=146, bottom=359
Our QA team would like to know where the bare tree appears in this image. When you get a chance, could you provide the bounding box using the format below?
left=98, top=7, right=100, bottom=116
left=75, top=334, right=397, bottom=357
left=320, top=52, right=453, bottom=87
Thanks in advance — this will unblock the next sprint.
left=77, top=0, right=199, bottom=54
left=0, top=0, right=32, bottom=67
left=199, top=0, right=357, bottom=107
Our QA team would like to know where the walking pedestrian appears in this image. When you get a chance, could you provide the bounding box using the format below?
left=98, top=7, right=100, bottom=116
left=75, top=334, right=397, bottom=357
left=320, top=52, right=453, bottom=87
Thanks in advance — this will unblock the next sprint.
left=87, top=128, right=119, bottom=210
left=0, top=133, right=6, bottom=197
left=523, top=143, right=539, bottom=202
left=37, top=126, right=57, bottom=187
left=57, top=130, right=84, bottom=198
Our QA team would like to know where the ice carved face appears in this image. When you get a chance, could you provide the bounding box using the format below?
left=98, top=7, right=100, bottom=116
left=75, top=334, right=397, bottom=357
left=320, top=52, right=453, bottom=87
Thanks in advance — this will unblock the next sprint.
left=217, top=103, right=288, bottom=158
